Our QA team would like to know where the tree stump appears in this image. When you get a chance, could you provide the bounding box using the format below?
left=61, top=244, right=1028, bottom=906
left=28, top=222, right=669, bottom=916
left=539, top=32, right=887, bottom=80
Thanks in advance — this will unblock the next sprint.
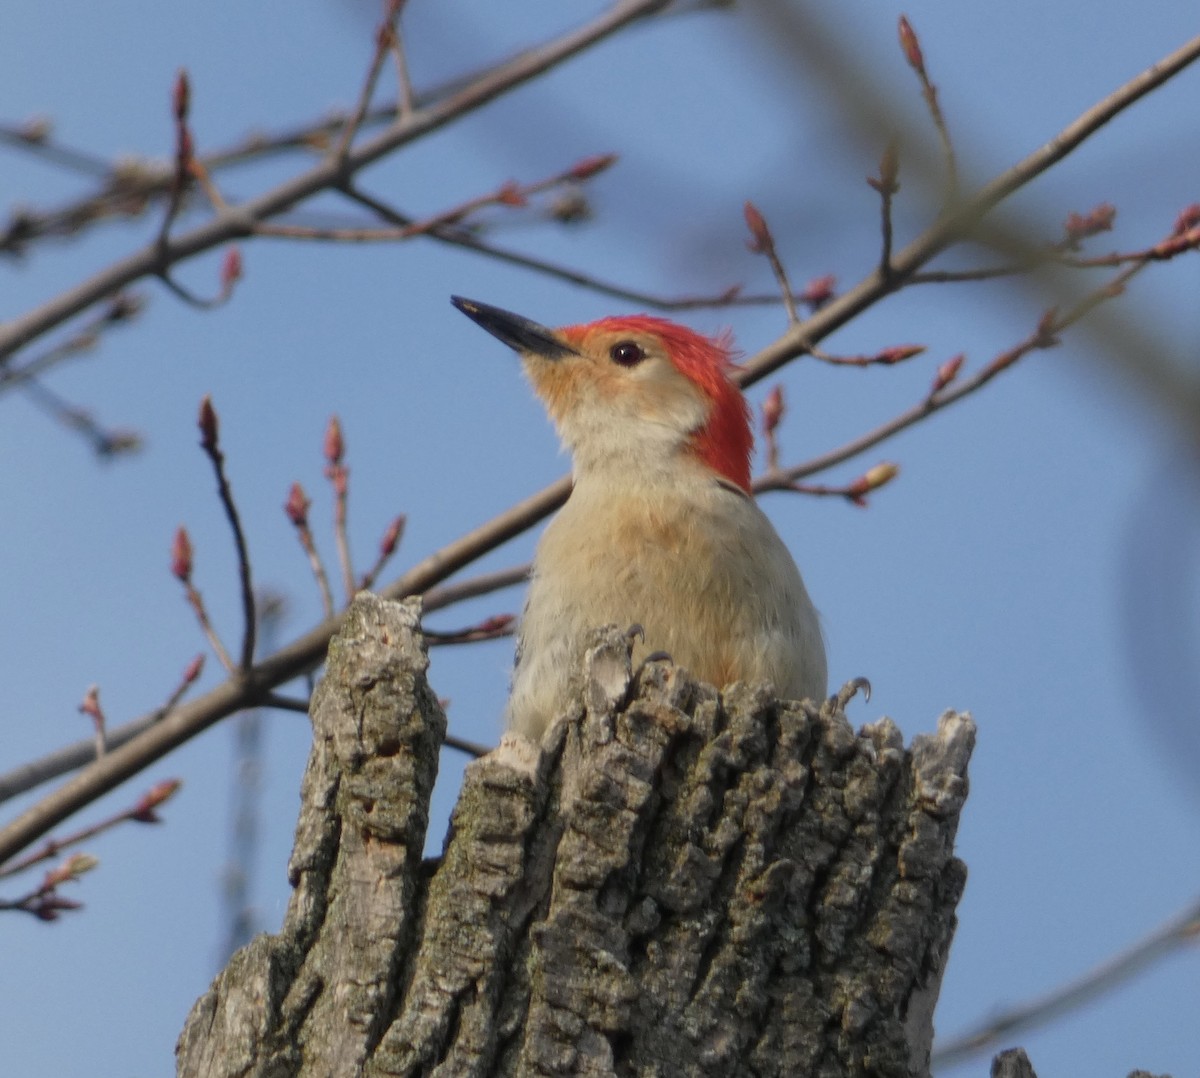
left=177, top=593, right=976, bottom=1077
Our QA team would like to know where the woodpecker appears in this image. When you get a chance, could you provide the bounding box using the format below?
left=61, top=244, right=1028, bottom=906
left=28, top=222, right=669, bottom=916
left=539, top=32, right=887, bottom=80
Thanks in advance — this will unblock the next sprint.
left=452, top=296, right=827, bottom=739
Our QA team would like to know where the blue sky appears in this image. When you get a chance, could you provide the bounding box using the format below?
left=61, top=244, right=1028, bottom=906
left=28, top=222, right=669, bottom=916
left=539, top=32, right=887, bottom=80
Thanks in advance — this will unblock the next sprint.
left=1, top=2, right=1198, bottom=1075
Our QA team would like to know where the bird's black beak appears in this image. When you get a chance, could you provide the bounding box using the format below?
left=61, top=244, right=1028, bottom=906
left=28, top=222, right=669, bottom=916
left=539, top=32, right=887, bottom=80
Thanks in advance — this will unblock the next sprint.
left=451, top=296, right=576, bottom=360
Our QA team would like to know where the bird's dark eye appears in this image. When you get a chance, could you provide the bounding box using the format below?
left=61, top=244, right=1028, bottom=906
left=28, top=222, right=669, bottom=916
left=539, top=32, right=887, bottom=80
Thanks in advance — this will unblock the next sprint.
left=609, top=340, right=645, bottom=367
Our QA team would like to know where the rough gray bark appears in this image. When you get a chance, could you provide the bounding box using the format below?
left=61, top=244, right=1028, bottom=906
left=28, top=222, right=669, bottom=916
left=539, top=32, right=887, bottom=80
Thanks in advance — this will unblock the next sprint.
left=177, top=593, right=978, bottom=1078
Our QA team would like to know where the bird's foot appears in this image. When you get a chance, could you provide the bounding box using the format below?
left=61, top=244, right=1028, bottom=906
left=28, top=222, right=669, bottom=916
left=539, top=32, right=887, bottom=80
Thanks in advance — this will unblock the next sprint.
left=832, top=676, right=872, bottom=710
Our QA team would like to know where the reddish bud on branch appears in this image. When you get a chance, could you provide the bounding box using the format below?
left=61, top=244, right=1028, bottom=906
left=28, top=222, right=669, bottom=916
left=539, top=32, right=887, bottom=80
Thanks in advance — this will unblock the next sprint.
left=78, top=685, right=104, bottom=730
left=496, top=182, right=527, bottom=208
left=847, top=462, right=901, bottom=506
left=742, top=201, right=772, bottom=254
left=284, top=483, right=311, bottom=527
left=568, top=153, right=618, bottom=181
left=1172, top=203, right=1200, bottom=236
left=171, top=527, right=193, bottom=582
left=1062, top=203, right=1116, bottom=247
left=931, top=354, right=965, bottom=394
left=182, top=654, right=205, bottom=684
left=897, top=16, right=925, bottom=74
left=380, top=515, right=407, bottom=558
left=799, top=274, right=836, bottom=309
left=32, top=895, right=83, bottom=921
left=130, top=778, right=182, bottom=823
left=1035, top=308, right=1062, bottom=347
left=323, top=416, right=345, bottom=466
left=874, top=345, right=926, bottom=365
left=761, top=385, right=785, bottom=438
left=198, top=395, right=219, bottom=452
left=43, top=852, right=99, bottom=891
left=867, top=141, right=900, bottom=196
left=172, top=69, right=191, bottom=122
left=220, top=247, right=243, bottom=294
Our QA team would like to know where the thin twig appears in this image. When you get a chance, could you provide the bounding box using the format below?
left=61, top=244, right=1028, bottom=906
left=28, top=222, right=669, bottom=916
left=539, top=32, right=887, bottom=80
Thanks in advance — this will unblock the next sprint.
left=867, top=141, right=900, bottom=277
left=771, top=462, right=900, bottom=507
left=897, top=16, right=958, bottom=201
left=175, top=539, right=236, bottom=674
left=285, top=483, right=336, bottom=619
left=15, top=376, right=142, bottom=457
left=743, top=202, right=800, bottom=323
left=0, top=120, right=113, bottom=177
left=322, top=418, right=355, bottom=603
left=422, top=563, right=531, bottom=613
left=443, top=733, right=490, bottom=759
left=198, top=399, right=257, bottom=670
left=0, top=293, right=144, bottom=395
left=260, top=155, right=616, bottom=243
left=0, top=780, right=180, bottom=878
left=933, top=895, right=1200, bottom=1067
left=359, top=515, right=407, bottom=592
left=424, top=615, right=516, bottom=645
left=156, top=71, right=194, bottom=250
left=754, top=257, right=1154, bottom=492
left=333, top=0, right=409, bottom=160
left=388, top=0, right=417, bottom=120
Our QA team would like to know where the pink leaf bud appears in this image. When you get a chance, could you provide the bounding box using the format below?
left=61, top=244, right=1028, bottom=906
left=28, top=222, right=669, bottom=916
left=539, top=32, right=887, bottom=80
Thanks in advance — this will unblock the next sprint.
left=569, top=153, right=618, bottom=181
left=172, top=69, right=190, bottom=122
left=78, top=685, right=104, bottom=727
left=743, top=201, right=772, bottom=254
left=380, top=515, right=407, bottom=557
left=761, top=385, right=785, bottom=437
left=1172, top=203, right=1200, bottom=236
left=1035, top=308, right=1061, bottom=347
left=130, top=778, right=182, bottom=823
left=198, top=395, right=219, bottom=452
left=496, top=181, right=527, bottom=207
left=930, top=354, right=964, bottom=394
left=220, top=247, right=243, bottom=293
left=182, top=653, right=205, bottom=684
left=897, top=16, right=925, bottom=74
left=1062, top=203, right=1116, bottom=247
left=284, top=483, right=311, bottom=527
left=323, top=416, right=344, bottom=465
left=171, top=527, right=193, bottom=582
left=875, top=344, right=925, bottom=365
left=799, top=274, right=836, bottom=308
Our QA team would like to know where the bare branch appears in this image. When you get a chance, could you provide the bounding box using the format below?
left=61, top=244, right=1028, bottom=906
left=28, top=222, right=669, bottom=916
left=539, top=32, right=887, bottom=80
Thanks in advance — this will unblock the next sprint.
left=933, top=895, right=1200, bottom=1067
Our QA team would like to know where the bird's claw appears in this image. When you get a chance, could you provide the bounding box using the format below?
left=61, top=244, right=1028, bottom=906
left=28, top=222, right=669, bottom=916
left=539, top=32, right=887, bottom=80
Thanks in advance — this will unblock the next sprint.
left=833, top=676, right=872, bottom=710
